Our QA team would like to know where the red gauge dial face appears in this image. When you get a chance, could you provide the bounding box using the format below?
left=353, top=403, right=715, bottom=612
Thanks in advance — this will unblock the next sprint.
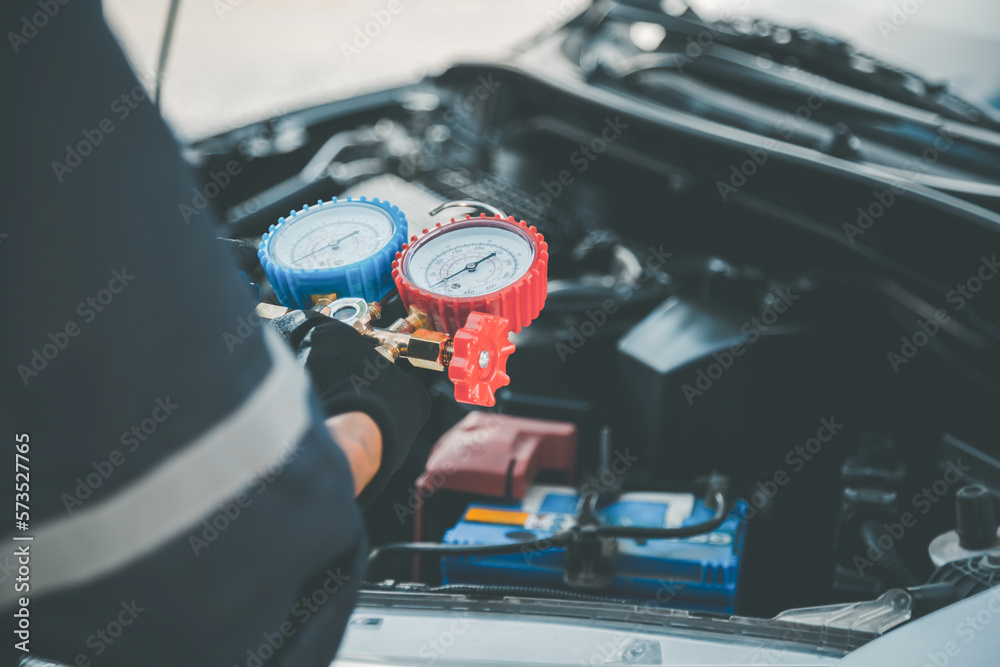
left=402, top=222, right=534, bottom=298
left=393, top=215, right=548, bottom=335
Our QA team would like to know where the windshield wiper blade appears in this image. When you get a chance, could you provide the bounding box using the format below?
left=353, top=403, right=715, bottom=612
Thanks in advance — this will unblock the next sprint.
left=591, top=1, right=1000, bottom=130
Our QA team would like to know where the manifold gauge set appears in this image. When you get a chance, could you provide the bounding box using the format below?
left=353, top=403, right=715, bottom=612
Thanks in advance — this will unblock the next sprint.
left=257, top=197, right=549, bottom=406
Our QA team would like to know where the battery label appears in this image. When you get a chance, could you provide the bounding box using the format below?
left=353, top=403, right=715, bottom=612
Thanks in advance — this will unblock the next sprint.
left=463, top=507, right=530, bottom=526
left=463, top=507, right=575, bottom=532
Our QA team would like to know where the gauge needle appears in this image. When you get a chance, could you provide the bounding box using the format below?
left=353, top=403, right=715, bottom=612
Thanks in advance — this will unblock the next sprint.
left=432, top=252, right=497, bottom=287
left=295, top=231, right=360, bottom=265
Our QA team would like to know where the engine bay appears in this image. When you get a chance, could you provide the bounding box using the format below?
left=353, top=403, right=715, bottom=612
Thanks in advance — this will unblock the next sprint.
left=186, top=28, right=1000, bottom=639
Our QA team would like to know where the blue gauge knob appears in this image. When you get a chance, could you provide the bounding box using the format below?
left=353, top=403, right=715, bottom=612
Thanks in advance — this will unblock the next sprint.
left=258, top=196, right=408, bottom=309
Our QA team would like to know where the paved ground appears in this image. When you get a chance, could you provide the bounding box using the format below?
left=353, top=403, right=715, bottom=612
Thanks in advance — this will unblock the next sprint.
left=103, top=0, right=998, bottom=141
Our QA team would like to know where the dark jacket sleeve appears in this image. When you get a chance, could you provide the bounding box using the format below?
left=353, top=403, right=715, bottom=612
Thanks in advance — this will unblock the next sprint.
left=1, top=2, right=367, bottom=665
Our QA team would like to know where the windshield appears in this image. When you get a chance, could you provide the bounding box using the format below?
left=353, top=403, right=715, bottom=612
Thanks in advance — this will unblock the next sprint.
left=104, top=0, right=1000, bottom=139
left=690, top=0, right=1000, bottom=108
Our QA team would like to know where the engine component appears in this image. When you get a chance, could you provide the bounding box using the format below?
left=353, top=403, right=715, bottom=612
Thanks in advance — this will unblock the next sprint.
left=440, top=485, right=748, bottom=613
left=771, top=589, right=912, bottom=636
left=258, top=196, right=407, bottom=308
left=563, top=492, right=617, bottom=591
left=940, top=433, right=1000, bottom=493
left=928, top=484, right=1000, bottom=567
left=415, top=412, right=578, bottom=500
left=830, top=433, right=916, bottom=597
left=928, top=552, right=1000, bottom=600
left=615, top=296, right=752, bottom=482
left=954, top=485, right=998, bottom=549
left=392, top=214, right=548, bottom=335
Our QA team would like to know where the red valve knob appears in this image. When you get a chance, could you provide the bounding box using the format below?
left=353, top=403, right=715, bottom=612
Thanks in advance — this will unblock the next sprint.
left=448, top=312, right=516, bottom=407
left=392, top=215, right=548, bottom=335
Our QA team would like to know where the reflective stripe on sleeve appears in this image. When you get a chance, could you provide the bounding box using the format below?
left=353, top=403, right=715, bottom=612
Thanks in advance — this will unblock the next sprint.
left=0, top=329, right=314, bottom=607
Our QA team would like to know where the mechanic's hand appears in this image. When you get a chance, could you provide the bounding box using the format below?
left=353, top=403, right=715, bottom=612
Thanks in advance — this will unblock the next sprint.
left=271, top=310, right=431, bottom=508
left=325, top=412, right=382, bottom=496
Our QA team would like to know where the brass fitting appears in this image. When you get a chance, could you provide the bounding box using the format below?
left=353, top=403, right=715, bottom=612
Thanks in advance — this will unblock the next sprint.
left=404, top=329, right=450, bottom=371
left=387, top=306, right=432, bottom=334
left=253, top=295, right=451, bottom=373
left=312, top=297, right=379, bottom=334
left=255, top=302, right=292, bottom=320
left=310, top=293, right=339, bottom=306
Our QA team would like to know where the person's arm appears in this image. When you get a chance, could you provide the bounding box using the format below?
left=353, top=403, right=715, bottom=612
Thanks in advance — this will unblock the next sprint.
left=0, top=1, right=425, bottom=665
left=269, top=310, right=431, bottom=509
left=327, top=412, right=383, bottom=495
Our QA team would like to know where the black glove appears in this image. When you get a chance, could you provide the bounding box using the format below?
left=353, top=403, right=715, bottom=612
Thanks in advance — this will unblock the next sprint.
left=271, top=310, right=431, bottom=508
left=217, top=237, right=261, bottom=274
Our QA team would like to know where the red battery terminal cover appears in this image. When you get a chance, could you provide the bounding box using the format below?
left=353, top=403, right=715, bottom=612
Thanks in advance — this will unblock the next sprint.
left=415, top=412, right=577, bottom=500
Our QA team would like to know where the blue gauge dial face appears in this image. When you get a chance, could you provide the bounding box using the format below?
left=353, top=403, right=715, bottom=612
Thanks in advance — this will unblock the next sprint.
left=269, top=203, right=395, bottom=270
left=404, top=225, right=533, bottom=297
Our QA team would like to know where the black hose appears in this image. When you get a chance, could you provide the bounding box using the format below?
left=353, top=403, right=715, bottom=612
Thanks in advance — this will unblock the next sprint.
left=542, top=284, right=667, bottom=314
left=859, top=520, right=919, bottom=588
left=368, top=492, right=731, bottom=566
left=368, top=531, right=574, bottom=567
left=366, top=582, right=633, bottom=605
left=597, top=492, right=730, bottom=539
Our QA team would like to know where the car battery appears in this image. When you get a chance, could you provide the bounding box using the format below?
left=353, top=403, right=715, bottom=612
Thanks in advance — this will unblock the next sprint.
left=442, top=485, right=748, bottom=613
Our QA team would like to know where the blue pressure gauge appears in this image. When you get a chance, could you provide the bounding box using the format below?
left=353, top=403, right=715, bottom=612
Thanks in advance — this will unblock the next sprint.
left=258, top=197, right=407, bottom=309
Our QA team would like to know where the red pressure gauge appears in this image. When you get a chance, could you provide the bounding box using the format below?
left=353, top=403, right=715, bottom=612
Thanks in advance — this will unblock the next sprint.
left=391, top=214, right=548, bottom=335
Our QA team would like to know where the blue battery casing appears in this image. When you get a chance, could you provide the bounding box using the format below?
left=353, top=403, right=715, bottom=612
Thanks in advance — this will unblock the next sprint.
left=441, top=486, right=748, bottom=613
